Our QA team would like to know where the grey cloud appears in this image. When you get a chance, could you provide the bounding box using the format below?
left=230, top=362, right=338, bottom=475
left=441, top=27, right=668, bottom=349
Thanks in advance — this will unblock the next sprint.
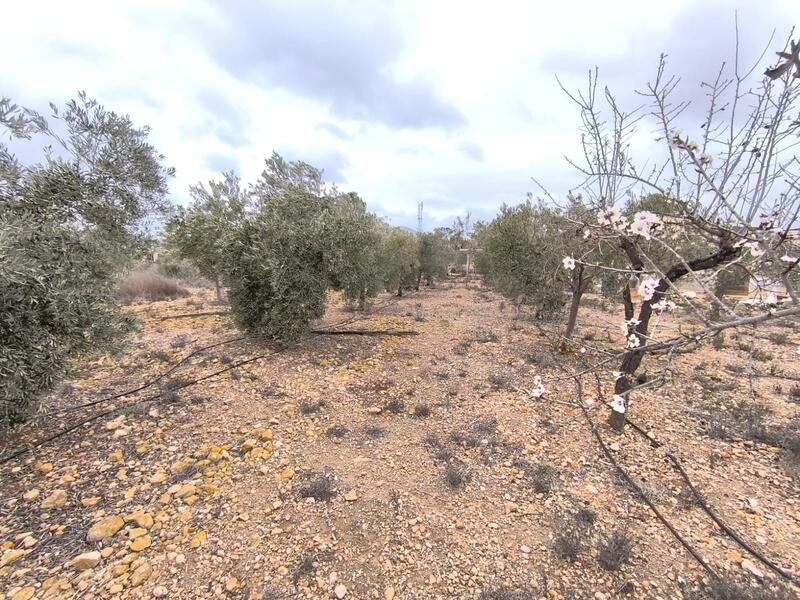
left=195, top=89, right=249, bottom=147
left=459, top=141, right=485, bottom=162
left=194, top=2, right=464, bottom=130
left=540, top=2, right=786, bottom=118
left=204, top=153, right=240, bottom=174
left=275, top=146, right=349, bottom=183
left=316, top=122, right=353, bottom=140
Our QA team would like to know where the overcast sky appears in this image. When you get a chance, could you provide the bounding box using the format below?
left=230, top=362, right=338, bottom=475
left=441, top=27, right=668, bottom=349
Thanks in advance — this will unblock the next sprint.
left=2, top=1, right=796, bottom=230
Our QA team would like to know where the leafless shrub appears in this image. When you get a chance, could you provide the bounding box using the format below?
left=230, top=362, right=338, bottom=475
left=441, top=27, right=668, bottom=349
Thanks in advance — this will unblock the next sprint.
left=385, top=398, right=405, bottom=414
left=326, top=424, right=349, bottom=438
left=597, top=529, right=633, bottom=571
left=413, top=403, right=431, bottom=417
left=444, top=460, right=470, bottom=490
left=118, top=269, right=189, bottom=303
left=300, top=400, right=324, bottom=415
left=553, top=521, right=586, bottom=561
left=297, top=472, right=337, bottom=501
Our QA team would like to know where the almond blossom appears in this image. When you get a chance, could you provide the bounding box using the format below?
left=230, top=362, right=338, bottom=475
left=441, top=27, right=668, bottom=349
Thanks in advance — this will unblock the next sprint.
left=531, top=375, right=546, bottom=398
left=628, top=211, right=662, bottom=240
left=637, top=276, right=660, bottom=302
left=562, top=256, right=576, bottom=270
left=611, top=394, right=626, bottom=413
left=597, top=207, right=627, bottom=231
left=627, top=334, right=641, bottom=349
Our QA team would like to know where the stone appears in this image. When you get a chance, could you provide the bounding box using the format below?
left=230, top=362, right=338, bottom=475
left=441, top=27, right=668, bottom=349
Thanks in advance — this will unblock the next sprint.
left=87, top=515, right=125, bottom=541
left=130, top=535, right=152, bottom=552
left=189, top=531, right=207, bottom=549
left=108, top=451, right=124, bottom=462
left=175, top=484, right=196, bottom=499
left=385, top=586, right=396, bottom=600
left=125, top=512, right=154, bottom=529
left=367, top=407, right=382, bottom=415
left=41, top=489, right=68, bottom=509
left=11, top=587, right=35, bottom=600
left=128, top=527, right=148, bottom=539
left=153, top=585, right=168, bottom=598
left=344, top=490, right=358, bottom=502
left=0, top=549, right=26, bottom=567
left=81, top=496, right=101, bottom=507
left=72, top=550, right=102, bottom=570
left=150, top=471, right=168, bottom=484
left=741, top=558, right=764, bottom=579
left=242, top=439, right=257, bottom=452
left=130, top=561, right=152, bottom=586
left=34, top=461, right=53, bottom=474
left=22, top=489, right=40, bottom=501
left=335, top=583, right=347, bottom=598
left=225, top=577, right=240, bottom=592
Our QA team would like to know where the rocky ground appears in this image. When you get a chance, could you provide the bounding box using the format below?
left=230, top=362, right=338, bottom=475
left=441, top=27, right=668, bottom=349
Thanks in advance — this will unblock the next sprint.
left=1, top=278, right=799, bottom=600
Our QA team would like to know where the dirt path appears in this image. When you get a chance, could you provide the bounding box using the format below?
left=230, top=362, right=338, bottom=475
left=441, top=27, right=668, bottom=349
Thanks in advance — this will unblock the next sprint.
left=1, top=280, right=798, bottom=599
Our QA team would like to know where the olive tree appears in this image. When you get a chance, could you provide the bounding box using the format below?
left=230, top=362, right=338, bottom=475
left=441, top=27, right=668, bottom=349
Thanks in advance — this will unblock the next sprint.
left=0, top=94, right=172, bottom=424
left=327, top=192, right=385, bottom=309
left=165, top=172, right=248, bottom=301
left=416, top=230, right=453, bottom=288
left=382, top=228, right=419, bottom=296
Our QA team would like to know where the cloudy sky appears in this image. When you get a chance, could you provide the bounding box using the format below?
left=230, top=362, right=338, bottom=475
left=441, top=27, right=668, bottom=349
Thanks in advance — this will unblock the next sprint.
left=2, top=0, right=795, bottom=229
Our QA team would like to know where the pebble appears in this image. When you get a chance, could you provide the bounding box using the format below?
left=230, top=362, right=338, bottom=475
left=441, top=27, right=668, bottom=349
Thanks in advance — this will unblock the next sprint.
left=335, top=583, right=348, bottom=598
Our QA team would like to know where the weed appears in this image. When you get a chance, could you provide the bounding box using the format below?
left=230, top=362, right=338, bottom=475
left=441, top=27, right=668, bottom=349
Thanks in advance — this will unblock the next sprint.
left=597, top=529, right=632, bottom=570
left=553, top=521, right=586, bottom=561
left=385, top=398, right=405, bottom=414
left=364, top=425, right=386, bottom=438
left=752, top=349, right=773, bottom=362
left=453, top=340, right=471, bottom=356
left=326, top=424, right=349, bottom=438
left=789, top=384, right=800, bottom=401
left=444, top=460, right=470, bottom=490
left=413, top=403, right=431, bottom=417
left=576, top=507, right=597, bottom=528
left=479, top=587, right=539, bottom=600
left=530, top=463, right=557, bottom=493
left=292, top=553, right=316, bottom=584
left=769, top=331, right=790, bottom=345
left=300, top=400, right=324, bottom=415
left=297, top=472, right=337, bottom=501
left=149, top=350, right=171, bottom=363
left=712, top=332, right=725, bottom=349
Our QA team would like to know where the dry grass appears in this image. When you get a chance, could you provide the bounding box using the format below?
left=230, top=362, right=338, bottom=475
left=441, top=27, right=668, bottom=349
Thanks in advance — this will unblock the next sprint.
left=118, top=269, right=189, bottom=304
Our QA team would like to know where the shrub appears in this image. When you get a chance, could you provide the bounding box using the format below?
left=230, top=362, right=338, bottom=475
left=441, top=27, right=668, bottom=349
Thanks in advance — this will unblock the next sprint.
left=413, top=403, right=431, bottom=417
left=297, top=472, right=337, bottom=501
left=444, top=460, right=470, bottom=490
left=597, top=529, right=632, bottom=570
left=553, top=521, right=586, bottom=561
left=117, top=269, right=189, bottom=303
left=530, top=463, right=557, bottom=493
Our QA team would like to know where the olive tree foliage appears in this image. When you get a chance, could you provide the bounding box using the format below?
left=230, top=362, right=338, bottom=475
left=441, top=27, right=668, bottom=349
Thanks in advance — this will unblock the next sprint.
left=382, top=227, right=420, bottom=296
left=327, top=192, right=385, bottom=309
left=477, top=197, right=600, bottom=339
left=531, top=36, right=800, bottom=431
left=200, top=153, right=385, bottom=339
left=416, top=230, right=454, bottom=287
left=165, top=172, right=247, bottom=301
left=0, top=94, right=172, bottom=424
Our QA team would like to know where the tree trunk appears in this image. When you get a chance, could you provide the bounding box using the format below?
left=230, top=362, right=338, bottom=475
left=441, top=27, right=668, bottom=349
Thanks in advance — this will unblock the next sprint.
left=214, top=277, right=223, bottom=303
left=415, top=271, right=422, bottom=291
left=397, top=285, right=403, bottom=297
left=563, top=288, right=584, bottom=341
left=358, top=289, right=366, bottom=311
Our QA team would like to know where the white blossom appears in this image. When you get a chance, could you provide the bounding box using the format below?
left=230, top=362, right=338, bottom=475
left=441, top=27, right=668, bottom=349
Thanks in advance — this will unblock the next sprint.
left=681, top=290, right=697, bottom=299
left=628, top=211, right=662, bottom=240
left=627, top=334, right=641, bottom=349
left=637, top=277, right=660, bottom=302
left=613, top=371, right=623, bottom=381
left=667, top=129, right=683, bottom=148
left=531, top=375, right=546, bottom=398
left=562, top=256, right=576, bottom=271
left=597, top=207, right=627, bottom=231
left=744, top=241, right=765, bottom=258
left=620, top=318, right=641, bottom=335
left=698, top=153, right=712, bottom=165
left=585, top=397, right=596, bottom=408
left=780, top=254, right=797, bottom=263
left=582, top=229, right=591, bottom=240
left=652, top=299, right=677, bottom=312
left=611, top=394, right=626, bottom=413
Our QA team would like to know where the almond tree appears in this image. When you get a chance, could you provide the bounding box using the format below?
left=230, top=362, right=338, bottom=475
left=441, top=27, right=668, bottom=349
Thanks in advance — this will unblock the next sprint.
left=533, top=35, right=800, bottom=431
